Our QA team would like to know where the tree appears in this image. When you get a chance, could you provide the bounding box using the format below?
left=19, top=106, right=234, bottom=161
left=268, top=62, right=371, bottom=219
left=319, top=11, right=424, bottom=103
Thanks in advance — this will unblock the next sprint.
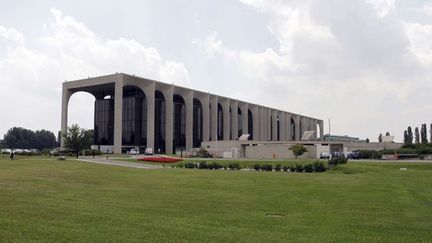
left=62, top=124, right=93, bottom=158
left=415, top=127, right=420, bottom=144
left=430, top=124, right=432, bottom=144
left=407, top=126, right=413, bottom=145
left=289, top=144, right=307, bottom=159
left=35, top=130, right=57, bottom=150
left=3, top=127, right=36, bottom=149
left=365, top=138, right=370, bottom=143
left=385, top=132, right=390, bottom=136
left=403, top=130, right=408, bottom=145
left=378, top=133, right=383, bottom=143
left=421, top=123, right=428, bottom=144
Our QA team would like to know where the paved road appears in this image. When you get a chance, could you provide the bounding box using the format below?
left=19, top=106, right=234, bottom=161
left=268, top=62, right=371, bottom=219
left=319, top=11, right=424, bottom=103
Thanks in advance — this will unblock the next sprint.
left=77, top=157, right=163, bottom=169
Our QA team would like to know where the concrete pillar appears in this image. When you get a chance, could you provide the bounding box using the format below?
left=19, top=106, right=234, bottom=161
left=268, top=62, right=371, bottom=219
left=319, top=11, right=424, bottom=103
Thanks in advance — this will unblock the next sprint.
left=201, top=94, right=210, bottom=142
left=258, top=107, right=264, bottom=141
left=295, top=116, right=301, bottom=141
left=231, top=101, right=238, bottom=140
left=319, top=120, right=324, bottom=140
left=240, top=103, right=248, bottom=137
left=210, top=96, right=218, bottom=141
left=185, top=91, right=193, bottom=150
left=266, top=108, right=271, bottom=141
left=60, top=85, right=72, bottom=148
left=279, top=111, right=286, bottom=141
left=164, top=87, right=173, bottom=154
left=286, top=113, right=292, bottom=141
left=144, top=84, right=155, bottom=152
left=252, top=106, right=259, bottom=141
left=272, top=110, right=278, bottom=141
left=222, top=100, right=230, bottom=140
left=113, top=79, right=124, bottom=154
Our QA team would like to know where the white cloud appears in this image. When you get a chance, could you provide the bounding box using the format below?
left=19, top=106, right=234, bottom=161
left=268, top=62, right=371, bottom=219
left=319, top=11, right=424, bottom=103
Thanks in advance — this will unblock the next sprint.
left=0, top=8, right=190, bottom=136
left=193, top=0, right=432, bottom=141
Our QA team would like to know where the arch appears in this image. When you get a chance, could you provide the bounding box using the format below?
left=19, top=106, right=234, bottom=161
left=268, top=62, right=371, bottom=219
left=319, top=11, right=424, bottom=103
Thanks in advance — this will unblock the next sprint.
left=217, top=103, right=223, bottom=140
left=154, top=90, right=165, bottom=153
left=237, top=108, right=243, bottom=138
left=69, top=91, right=98, bottom=143
left=193, top=98, right=203, bottom=147
left=173, top=94, right=186, bottom=151
left=290, top=118, right=296, bottom=140
left=248, top=109, right=253, bottom=140
left=122, top=86, right=146, bottom=147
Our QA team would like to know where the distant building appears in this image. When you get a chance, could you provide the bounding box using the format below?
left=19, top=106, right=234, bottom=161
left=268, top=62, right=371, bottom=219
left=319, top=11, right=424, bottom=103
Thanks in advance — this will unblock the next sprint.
left=323, top=134, right=364, bottom=143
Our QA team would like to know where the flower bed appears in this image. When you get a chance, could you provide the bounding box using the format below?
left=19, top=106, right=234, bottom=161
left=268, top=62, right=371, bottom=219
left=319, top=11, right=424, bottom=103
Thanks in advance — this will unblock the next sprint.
left=138, top=156, right=183, bottom=163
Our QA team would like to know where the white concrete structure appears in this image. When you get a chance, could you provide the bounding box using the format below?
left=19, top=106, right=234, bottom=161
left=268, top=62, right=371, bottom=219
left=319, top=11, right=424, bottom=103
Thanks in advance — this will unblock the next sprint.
left=61, top=73, right=324, bottom=154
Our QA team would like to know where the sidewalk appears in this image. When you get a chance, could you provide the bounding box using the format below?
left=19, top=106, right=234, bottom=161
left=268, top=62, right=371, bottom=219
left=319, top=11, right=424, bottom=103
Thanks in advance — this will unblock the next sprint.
left=77, top=156, right=163, bottom=169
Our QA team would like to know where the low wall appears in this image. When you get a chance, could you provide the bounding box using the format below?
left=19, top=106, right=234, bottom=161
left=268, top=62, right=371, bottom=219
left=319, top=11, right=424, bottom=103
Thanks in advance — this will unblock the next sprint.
left=244, top=144, right=317, bottom=159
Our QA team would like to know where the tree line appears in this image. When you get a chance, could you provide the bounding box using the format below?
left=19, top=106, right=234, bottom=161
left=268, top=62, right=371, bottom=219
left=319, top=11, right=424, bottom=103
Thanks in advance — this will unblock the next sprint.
left=1, top=127, right=58, bottom=150
left=403, top=124, right=431, bottom=145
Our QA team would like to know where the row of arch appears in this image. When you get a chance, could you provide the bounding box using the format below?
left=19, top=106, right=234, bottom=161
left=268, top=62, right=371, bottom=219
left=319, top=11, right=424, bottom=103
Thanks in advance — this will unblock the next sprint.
left=63, top=76, right=322, bottom=154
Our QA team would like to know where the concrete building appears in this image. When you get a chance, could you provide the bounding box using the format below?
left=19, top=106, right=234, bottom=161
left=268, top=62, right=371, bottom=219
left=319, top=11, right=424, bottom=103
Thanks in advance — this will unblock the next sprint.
left=61, top=73, right=324, bottom=154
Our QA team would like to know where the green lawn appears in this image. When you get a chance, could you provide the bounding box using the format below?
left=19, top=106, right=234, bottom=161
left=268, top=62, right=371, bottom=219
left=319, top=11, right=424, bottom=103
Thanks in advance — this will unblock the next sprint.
left=0, top=158, right=431, bottom=242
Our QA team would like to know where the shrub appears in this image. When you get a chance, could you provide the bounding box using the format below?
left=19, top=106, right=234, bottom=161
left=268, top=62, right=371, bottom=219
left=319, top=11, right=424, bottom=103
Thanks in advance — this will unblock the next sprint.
left=313, top=161, right=327, bottom=172
left=198, top=161, right=207, bottom=169
left=282, top=165, right=289, bottom=172
left=294, top=164, right=304, bottom=172
left=356, top=150, right=382, bottom=159
left=328, top=157, right=348, bottom=166
left=289, top=144, right=308, bottom=159
left=274, top=164, right=282, bottom=172
left=253, top=164, right=261, bottom=171
left=303, top=164, right=314, bottom=173
left=208, top=162, right=222, bottom=170
left=195, top=147, right=213, bottom=158
left=185, top=162, right=195, bottom=169
left=228, top=163, right=241, bottom=171
left=261, top=164, right=273, bottom=171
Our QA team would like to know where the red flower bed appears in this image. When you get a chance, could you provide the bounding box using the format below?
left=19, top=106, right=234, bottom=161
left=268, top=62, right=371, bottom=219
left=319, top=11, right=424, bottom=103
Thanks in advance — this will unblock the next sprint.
left=138, top=156, right=183, bottom=163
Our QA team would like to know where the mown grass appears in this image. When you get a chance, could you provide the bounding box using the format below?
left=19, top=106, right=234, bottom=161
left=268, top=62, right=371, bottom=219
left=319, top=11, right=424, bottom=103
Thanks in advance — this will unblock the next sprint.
left=0, top=158, right=431, bottom=242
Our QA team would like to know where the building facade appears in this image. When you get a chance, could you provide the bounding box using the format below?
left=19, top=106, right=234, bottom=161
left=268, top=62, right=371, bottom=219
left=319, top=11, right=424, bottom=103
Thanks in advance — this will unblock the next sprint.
left=61, top=73, right=324, bottom=154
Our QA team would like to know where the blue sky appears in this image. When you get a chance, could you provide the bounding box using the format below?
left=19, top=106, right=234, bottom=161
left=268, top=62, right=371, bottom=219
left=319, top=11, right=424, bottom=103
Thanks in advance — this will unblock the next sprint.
left=1, top=0, right=432, bottom=142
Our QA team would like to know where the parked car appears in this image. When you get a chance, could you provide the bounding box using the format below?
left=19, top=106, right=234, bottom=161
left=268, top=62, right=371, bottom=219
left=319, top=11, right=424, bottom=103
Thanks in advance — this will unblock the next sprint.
left=347, top=151, right=360, bottom=160
left=129, top=148, right=139, bottom=155
left=331, top=152, right=345, bottom=158
left=320, top=152, right=330, bottom=159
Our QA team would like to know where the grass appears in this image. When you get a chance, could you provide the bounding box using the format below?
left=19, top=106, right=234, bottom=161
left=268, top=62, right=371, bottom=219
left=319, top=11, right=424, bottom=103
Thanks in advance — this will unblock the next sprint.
left=0, top=158, right=431, bottom=242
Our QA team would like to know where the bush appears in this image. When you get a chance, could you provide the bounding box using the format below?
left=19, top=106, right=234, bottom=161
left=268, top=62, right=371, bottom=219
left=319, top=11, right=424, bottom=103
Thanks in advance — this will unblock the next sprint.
left=228, top=163, right=241, bottom=171
left=198, top=161, right=207, bottom=169
left=328, top=157, right=348, bottom=166
left=195, top=148, right=213, bottom=158
left=356, top=150, right=382, bottom=159
left=294, top=164, right=303, bottom=172
left=184, top=162, right=195, bottom=169
left=303, top=164, right=314, bottom=173
left=282, top=165, right=289, bottom=172
left=261, top=164, right=273, bottom=172
left=313, top=161, right=327, bottom=172
left=208, top=162, right=222, bottom=170
left=253, top=164, right=261, bottom=171
left=274, top=164, right=282, bottom=172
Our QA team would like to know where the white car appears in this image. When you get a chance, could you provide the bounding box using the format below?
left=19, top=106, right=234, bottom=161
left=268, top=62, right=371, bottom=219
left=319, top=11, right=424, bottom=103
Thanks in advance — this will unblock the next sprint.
left=129, top=149, right=139, bottom=155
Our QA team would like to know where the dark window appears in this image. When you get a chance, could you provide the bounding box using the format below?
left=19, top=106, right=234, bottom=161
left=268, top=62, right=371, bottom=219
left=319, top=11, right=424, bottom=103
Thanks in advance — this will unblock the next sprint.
left=193, top=98, right=203, bottom=147
left=248, top=109, right=253, bottom=140
left=217, top=103, right=223, bottom=140
left=155, top=91, right=165, bottom=153
left=237, top=108, right=242, bottom=138
left=94, top=99, right=114, bottom=145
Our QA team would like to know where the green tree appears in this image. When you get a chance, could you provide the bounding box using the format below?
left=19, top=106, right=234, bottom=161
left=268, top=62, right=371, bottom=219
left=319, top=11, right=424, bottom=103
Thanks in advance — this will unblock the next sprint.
left=3, top=127, right=36, bottom=149
left=407, top=126, right=413, bottom=145
left=35, top=130, right=57, bottom=150
left=378, top=133, right=383, bottom=143
left=430, top=124, right=432, bottom=144
left=415, top=127, right=420, bottom=144
left=403, top=130, right=408, bottom=145
left=385, top=132, right=390, bottom=136
left=421, top=123, right=428, bottom=144
left=289, top=144, right=308, bottom=159
left=62, top=124, right=93, bottom=158
left=365, top=138, right=370, bottom=143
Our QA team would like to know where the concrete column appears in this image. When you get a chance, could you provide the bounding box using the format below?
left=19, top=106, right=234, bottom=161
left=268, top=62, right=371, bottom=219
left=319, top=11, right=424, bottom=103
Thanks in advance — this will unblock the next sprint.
left=266, top=108, right=271, bottom=141
left=145, top=84, right=155, bottom=152
left=252, top=106, right=259, bottom=141
left=319, top=120, right=324, bottom=140
left=201, top=94, right=210, bottom=142
left=258, top=107, right=264, bottom=141
left=272, top=110, right=278, bottom=141
left=279, top=111, right=286, bottom=141
left=231, top=101, right=238, bottom=140
left=210, top=96, right=218, bottom=141
left=185, top=91, right=193, bottom=150
left=113, top=79, right=124, bottom=154
left=60, top=85, right=72, bottom=148
left=222, top=100, right=230, bottom=140
left=164, top=87, right=174, bottom=154
left=286, top=113, right=292, bottom=141
left=240, top=103, right=248, bottom=137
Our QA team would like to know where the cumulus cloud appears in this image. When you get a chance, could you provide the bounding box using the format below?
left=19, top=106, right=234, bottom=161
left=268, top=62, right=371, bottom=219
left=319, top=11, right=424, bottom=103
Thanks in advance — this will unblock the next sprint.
left=0, top=8, right=190, bottom=136
left=194, top=0, right=432, bottom=141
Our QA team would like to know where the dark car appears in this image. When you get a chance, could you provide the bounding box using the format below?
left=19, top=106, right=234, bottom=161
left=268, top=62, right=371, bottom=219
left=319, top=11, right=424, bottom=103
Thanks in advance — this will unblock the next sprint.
left=331, top=152, right=345, bottom=158
left=347, top=151, right=360, bottom=160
